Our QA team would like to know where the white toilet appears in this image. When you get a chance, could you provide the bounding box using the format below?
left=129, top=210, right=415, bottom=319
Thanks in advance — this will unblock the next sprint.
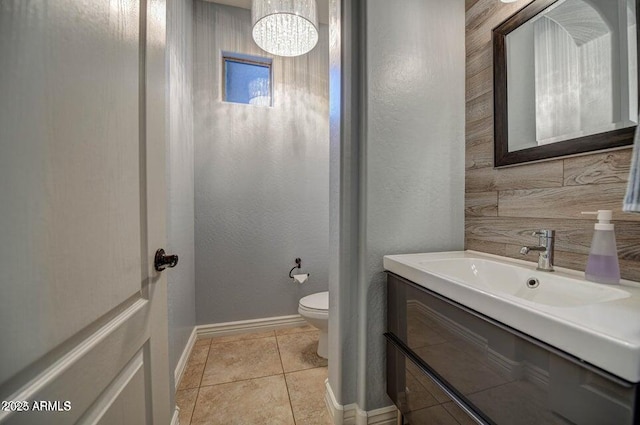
left=298, top=291, right=329, bottom=359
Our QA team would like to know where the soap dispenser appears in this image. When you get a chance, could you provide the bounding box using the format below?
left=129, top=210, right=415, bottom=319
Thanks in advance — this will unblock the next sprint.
left=581, top=210, right=620, bottom=284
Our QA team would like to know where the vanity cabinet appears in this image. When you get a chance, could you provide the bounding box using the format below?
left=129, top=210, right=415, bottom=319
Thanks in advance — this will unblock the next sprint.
left=385, top=272, right=640, bottom=425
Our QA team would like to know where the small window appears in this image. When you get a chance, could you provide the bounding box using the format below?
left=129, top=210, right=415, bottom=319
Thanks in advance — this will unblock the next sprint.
left=223, top=53, right=272, bottom=106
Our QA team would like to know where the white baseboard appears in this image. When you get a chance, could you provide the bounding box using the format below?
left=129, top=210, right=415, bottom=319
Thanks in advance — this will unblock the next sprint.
left=362, top=405, right=399, bottom=425
left=174, top=327, right=197, bottom=390
left=325, top=379, right=398, bottom=425
left=196, top=314, right=306, bottom=339
left=171, top=406, right=180, bottom=425
left=325, top=378, right=357, bottom=425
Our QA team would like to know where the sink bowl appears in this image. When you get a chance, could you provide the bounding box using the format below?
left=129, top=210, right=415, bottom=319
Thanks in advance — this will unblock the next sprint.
left=417, top=257, right=630, bottom=307
left=383, top=250, right=640, bottom=383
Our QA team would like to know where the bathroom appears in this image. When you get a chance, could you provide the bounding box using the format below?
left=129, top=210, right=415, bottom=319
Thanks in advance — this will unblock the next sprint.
left=2, top=0, right=640, bottom=424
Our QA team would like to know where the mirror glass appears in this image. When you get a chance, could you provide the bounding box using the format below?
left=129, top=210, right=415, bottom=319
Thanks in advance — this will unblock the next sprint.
left=494, top=0, right=638, bottom=166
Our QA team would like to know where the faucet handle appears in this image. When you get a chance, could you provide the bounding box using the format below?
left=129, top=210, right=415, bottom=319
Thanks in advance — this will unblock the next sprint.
left=532, top=229, right=554, bottom=238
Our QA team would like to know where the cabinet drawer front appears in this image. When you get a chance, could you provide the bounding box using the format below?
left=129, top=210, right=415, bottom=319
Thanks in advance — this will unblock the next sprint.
left=386, top=335, right=488, bottom=425
left=387, top=272, right=638, bottom=425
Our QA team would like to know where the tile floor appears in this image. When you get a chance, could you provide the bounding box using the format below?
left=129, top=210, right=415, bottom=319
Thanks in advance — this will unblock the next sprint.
left=175, top=325, right=332, bottom=425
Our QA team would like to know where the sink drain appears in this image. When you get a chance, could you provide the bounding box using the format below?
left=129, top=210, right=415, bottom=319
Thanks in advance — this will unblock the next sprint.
left=526, top=277, right=540, bottom=288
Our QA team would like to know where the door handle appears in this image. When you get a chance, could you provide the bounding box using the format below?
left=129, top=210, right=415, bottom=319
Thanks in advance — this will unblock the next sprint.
left=154, top=249, right=179, bottom=272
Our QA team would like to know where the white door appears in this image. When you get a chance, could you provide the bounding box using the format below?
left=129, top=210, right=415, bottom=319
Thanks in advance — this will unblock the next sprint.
left=0, top=0, right=172, bottom=424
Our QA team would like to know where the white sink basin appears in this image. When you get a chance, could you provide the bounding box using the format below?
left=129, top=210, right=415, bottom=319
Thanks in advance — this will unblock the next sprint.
left=383, top=250, right=640, bottom=383
left=417, top=257, right=630, bottom=307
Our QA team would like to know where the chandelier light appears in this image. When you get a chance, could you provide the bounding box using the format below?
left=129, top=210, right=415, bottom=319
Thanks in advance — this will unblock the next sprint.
left=251, top=0, right=319, bottom=57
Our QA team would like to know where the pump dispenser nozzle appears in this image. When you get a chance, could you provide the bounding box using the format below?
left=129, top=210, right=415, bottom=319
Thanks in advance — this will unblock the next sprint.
left=581, top=210, right=613, bottom=230
left=581, top=210, right=612, bottom=222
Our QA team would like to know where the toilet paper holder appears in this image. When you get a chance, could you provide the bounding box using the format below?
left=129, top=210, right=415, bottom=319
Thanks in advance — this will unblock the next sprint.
left=289, top=258, right=310, bottom=279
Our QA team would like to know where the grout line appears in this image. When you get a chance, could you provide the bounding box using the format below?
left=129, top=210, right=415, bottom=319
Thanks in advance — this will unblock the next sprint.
left=275, top=332, right=297, bottom=425
left=197, top=371, right=286, bottom=389
left=185, top=387, right=200, bottom=425
left=194, top=366, right=327, bottom=391
left=194, top=344, right=212, bottom=389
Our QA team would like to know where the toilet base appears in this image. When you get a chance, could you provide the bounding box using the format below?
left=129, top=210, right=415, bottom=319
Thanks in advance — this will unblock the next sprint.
left=317, top=329, right=328, bottom=359
left=298, top=291, right=329, bottom=360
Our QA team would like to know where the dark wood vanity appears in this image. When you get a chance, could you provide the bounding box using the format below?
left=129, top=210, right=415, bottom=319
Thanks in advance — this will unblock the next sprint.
left=385, top=272, right=640, bottom=425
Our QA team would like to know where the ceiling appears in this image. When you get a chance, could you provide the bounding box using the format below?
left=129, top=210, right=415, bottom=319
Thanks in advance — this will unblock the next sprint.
left=204, top=0, right=330, bottom=25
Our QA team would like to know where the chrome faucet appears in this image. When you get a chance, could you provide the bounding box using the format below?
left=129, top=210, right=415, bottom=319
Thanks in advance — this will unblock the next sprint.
left=520, top=230, right=555, bottom=272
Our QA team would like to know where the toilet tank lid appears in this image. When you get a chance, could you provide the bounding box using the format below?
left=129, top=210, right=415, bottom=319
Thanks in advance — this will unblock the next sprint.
left=299, top=291, right=328, bottom=310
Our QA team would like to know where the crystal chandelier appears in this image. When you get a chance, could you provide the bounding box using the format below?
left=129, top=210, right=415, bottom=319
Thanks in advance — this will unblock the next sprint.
left=251, top=0, right=319, bottom=57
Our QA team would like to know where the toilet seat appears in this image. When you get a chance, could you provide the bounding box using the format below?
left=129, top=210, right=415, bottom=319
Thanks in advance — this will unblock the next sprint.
left=299, top=291, right=328, bottom=311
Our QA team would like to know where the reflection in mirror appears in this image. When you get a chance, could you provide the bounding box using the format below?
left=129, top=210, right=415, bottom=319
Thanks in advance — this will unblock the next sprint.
left=494, top=0, right=639, bottom=166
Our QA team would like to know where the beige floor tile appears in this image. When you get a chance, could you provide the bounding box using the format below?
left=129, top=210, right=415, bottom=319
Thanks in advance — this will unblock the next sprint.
left=201, top=337, right=283, bottom=386
left=195, top=338, right=212, bottom=347
left=177, top=344, right=211, bottom=390
left=292, top=411, right=333, bottom=425
left=275, top=324, right=317, bottom=336
left=178, top=361, right=206, bottom=390
left=190, top=375, right=295, bottom=425
left=277, top=331, right=327, bottom=372
left=209, top=330, right=275, bottom=344
left=189, top=344, right=211, bottom=364
left=176, top=388, right=198, bottom=425
left=285, top=367, right=332, bottom=425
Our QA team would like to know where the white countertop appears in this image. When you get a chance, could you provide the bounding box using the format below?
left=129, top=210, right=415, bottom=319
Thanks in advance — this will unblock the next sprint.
left=383, top=250, right=640, bottom=383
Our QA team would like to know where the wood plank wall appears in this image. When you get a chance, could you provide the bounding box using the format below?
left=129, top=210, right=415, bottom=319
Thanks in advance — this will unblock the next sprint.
left=464, top=0, right=640, bottom=281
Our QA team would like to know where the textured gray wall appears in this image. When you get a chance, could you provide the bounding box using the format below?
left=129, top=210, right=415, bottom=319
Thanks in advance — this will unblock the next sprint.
left=361, top=0, right=465, bottom=410
left=361, top=0, right=465, bottom=408
left=327, top=0, right=361, bottom=407
left=167, top=0, right=196, bottom=394
left=327, top=0, right=465, bottom=410
left=193, top=2, right=330, bottom=324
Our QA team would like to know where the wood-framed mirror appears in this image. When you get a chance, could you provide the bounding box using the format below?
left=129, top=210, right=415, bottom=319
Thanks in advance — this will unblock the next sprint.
left=493, top=0, right=639, bottom=167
